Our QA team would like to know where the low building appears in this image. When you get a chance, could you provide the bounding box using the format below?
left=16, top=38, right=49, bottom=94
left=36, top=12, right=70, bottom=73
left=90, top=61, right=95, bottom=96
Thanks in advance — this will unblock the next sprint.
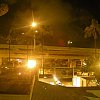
left=0, top=44, right=100, bottom=79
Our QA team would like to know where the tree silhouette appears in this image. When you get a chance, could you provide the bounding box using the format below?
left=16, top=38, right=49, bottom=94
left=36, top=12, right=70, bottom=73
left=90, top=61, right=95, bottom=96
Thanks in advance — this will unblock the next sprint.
left=84, top=19, right=100, bottom=83
left=0, top=3, right=9, bottom=16
left=84, top=19, right=100, bottom=56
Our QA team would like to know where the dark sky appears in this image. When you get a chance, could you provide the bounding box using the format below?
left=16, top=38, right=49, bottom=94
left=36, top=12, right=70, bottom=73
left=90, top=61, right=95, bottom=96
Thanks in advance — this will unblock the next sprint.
left=67, top=0, right=100, bottom=19
left=0, top=0, right=100, bottom=48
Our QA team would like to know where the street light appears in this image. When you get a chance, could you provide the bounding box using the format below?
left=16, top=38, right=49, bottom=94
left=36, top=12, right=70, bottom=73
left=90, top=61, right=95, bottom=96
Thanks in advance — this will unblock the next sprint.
left=68, top=40, right=72, bottom=47
left=67, top=40, right=74, bottom=85
left=27, top=59, right=37, bottom=80
left=31, top=22, right=39, bottom=81
left=31, top=22, right=37, bottom=52
left=32, top=22, right=37, bottom=27
left=27, top=60, right=36, bottom=69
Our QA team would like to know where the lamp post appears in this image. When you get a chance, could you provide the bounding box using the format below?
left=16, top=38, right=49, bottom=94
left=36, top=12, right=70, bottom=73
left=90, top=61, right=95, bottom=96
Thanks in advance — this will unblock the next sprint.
left=67, top=40, right=74, bottom=85
left=31, top=22, right=39, bottom=80
left=8, top=29, right=13, bottom=62
left=31, top=22, right=37, bottom=52
left=41, top=32, right=44, bottom=77
left=31, top=22, right=39, bottom=79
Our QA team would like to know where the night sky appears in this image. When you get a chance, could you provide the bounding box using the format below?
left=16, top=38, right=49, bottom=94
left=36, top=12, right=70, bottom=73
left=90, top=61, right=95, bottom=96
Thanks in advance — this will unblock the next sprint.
left=0, top=0, right=100, bottom=48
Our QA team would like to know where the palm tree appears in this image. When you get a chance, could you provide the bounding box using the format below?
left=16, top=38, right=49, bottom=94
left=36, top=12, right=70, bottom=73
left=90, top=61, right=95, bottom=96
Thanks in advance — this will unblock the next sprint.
left=84, top=19, right=100, bottom=83
left=0, top=3, right=9, bottom=16
left=84, top=19, right=100, bottom=57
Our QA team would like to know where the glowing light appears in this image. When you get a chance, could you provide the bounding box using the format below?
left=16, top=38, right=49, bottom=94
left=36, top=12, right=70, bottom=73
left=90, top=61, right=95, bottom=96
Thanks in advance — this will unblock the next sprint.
left=68, top=40, right=72, bottom=44
left=18, top=72, right=21, bottom=75
left=27, top=60, right=36, bottom=69
left=16, top=59, right=22, bottom=62
left=50, top=82, right=55, bottom=85
left=32, top=22, right=37, bottom=27
left=53, top=75, right=61, bottom=85
left=22, top=33, right=24, bottom=35
left=35, top=30, right=38, bottom=33
left=73, top=76, right=81, bottom=87
left=53, top=75, right=58, bottom=81
left=44, top=76, right=47, bottom=79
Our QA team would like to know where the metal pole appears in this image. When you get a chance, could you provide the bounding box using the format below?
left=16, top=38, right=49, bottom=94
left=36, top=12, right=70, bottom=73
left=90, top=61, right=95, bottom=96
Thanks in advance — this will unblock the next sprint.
left=30, top=74, right=35, bottom=100
left=27, top=44, right=29, bottom=61
left=94, top=38, right=96, bottom=59
left=8, top=34, right=11, bottom=62
left=73, top=66, right=74, bottom=78
left=33, top=33, right=35, bottom=52
left=42, top=32, right=44, bottom=77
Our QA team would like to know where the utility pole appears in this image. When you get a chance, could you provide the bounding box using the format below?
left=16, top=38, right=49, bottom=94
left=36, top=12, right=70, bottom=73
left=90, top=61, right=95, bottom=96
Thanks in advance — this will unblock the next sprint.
left=42, top=32, right=44, bottom=77
left=8, top=29, right=12, bottom=62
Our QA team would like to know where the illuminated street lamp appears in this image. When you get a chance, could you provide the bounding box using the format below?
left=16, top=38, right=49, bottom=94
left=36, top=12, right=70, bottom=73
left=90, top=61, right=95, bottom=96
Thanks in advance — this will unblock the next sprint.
left=27, top=59, right=37, bottom=84
left=68, top=40, right=72, bottom=46
left=27, top=60, right=36, bottom=69
left=67, top=40, right=74, bottom=85
left=32, top=22, right=37, bottom=27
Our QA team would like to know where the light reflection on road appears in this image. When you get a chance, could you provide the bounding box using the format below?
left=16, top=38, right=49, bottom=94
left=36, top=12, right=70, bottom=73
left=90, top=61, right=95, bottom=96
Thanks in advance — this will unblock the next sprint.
left=39, top=78, right=72, bottom=87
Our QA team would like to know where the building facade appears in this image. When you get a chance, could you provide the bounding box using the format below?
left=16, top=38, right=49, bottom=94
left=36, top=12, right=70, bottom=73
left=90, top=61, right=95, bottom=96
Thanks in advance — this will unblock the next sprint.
left=0, top=44, right=100, bottom=78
